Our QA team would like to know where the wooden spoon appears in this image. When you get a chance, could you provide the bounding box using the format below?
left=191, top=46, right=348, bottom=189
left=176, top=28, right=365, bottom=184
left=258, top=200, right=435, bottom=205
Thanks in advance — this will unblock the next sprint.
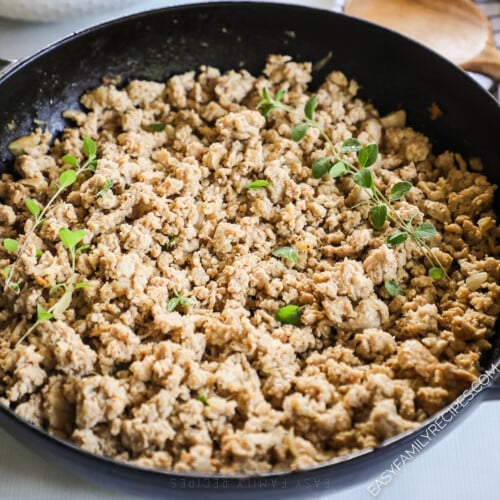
left=345, top=0, right=500, bottom=80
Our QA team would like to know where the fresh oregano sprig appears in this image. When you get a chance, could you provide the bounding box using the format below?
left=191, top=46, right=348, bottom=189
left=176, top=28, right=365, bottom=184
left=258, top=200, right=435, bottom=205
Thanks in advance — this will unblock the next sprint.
left=197, top=393, right=209, bottom=406
left=16, top=228, right=90, bottom=345
left=50, top=228, right=90, bottom=317
left=385, top=279, right=404, bottom=297
left=257, top=89, right=448, bottom=283
left=15, top=304, right=55, bottom=346
left=272, top=246, right=301, bottom=268
left=245, top=179, right=271, bottom=190
left=147, top=122, right=167, bottom=132
left=164, top=236, right=178, bottom=250
left=276, top=304, right=303, bottom=325
left=2, top=137, right=97, bottom=292
left=96, top=178, right=114, bottom=198
left=167, top=288, right=194, bottom=313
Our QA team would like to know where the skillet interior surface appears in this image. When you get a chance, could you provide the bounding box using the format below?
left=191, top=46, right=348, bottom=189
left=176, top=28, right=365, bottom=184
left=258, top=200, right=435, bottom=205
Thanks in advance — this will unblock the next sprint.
left=0, top=2, right=499, bottom=496
left=1, top=2, right=499, bottom=174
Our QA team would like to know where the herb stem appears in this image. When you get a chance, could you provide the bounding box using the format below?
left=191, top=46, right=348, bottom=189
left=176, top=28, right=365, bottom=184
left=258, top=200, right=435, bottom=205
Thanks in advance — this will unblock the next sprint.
left=16, top=320, right=41, bottom=346
left=3, top=149, right=95, bottom=291
left=259, top=90, right=449, bottom=280
left=15, top=228, right=86, bottom=346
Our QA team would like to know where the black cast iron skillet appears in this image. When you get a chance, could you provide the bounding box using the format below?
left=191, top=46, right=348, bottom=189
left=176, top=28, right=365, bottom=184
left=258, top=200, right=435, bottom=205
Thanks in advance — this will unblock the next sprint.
left=0, top=2, right=499, bottom=498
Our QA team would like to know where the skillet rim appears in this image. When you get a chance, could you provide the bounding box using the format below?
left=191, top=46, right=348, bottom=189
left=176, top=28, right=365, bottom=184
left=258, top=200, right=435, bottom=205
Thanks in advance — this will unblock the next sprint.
left=0, top=0, right=499, bottom=484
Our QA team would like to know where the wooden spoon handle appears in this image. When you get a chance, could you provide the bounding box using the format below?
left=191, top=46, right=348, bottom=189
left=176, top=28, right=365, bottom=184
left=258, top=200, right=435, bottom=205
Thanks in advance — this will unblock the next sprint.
left=461, top=38, right=500, bottom=81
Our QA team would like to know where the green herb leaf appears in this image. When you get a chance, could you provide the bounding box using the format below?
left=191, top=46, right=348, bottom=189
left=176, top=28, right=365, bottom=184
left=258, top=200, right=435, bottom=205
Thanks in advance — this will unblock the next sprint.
left=166, top=297, right=181, bottom=312
left=311, top=157, right=332, bottom=178
left=165, top=236, right=178, bottom=249
left=386, top=231, right=409, bottom=247
left=9, top=283, right=19, bottom=293
left=37, top=304, right=54, bottom=322
left=75, top=244, right=90, bottom=255
left=180, top=296, right=194, bottom=308
left=340, top=138, right=362, bottom=153
left=257, top=88, right=275, bottom=116
left=96, top=178, right=114, bottom=198
left=259, top=103, right=275, bottom=117
left=3, top=238, right=18, bottom=254
left=304, top=94, right=318, bottom=120
left=49, top=284, right=64, bottom=296
left=245, top=179, right=271, bottom=190
left=197, top=393, right=209, bottom=406
left=390, top=181, right=412, bottom=201
left=59, top=169, right=77, bottom=188
left=3, top=266, right=11, bottom=280
left=275, top=89, right=286, bottom=102
left=272, top=246, right=299, bottom=266
left=166, top=290, right=193, bottom=312
left=86, top=159, right=97, bottom=173
left=385, top=280, right=403, bottom=297
left=291, top=122, right=308, bottom=142
left=428, top=267, right=444, bottom=280
left=329, top=161, right=348, bottom=179
left=35, top=249, right=43, bottom=258
left=83, top=137, right=97, bottom=159
left=75, top=282, right=93, bottom=289
left=414, top=222, right=438, bottom=240
left=76, top=244, right=90, bottom=255
left=147, top=123, right=166, bottom=132
left=59, top=228, right=86, bottom=251
left=275, top=304, right=302, bottom=325
left=357, top=144, right=379, bottom=168
left=25, top=198, right=41, bottom=217
left=353, top=168, right=373, bottom=189
left=369, top=205, right=387, bottom=230
left=62, top=154, right=78, bottom=167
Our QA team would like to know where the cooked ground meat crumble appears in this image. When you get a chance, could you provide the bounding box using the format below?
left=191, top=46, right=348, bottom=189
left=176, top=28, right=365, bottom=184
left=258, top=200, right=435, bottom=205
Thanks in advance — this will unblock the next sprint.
left=0, top=55, right=499, bottom=474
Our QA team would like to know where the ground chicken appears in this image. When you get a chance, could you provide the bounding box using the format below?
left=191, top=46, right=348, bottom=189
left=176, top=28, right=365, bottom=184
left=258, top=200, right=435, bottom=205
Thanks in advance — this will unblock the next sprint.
left=0, top=55, right=498, bottom=475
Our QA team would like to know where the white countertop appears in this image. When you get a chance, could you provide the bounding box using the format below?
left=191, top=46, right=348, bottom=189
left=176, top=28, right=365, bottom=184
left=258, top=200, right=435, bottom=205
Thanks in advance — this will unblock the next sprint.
left=0, top=1, right=499, bottom=499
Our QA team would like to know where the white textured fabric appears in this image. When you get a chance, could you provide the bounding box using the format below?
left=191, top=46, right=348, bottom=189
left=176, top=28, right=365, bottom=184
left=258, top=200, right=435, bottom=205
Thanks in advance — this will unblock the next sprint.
left=0, top=0, right=142, bottom=22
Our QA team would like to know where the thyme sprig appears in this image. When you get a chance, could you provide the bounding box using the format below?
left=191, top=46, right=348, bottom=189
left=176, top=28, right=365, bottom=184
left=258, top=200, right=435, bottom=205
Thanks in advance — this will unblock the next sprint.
left=2, top=137, right=97, bottom=292
left=257, top=88, right=448, bottom=283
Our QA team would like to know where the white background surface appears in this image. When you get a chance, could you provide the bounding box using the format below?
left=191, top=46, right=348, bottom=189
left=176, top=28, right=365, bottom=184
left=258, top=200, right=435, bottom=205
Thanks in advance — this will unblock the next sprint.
left=0, top=1, right=499, bottom=499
